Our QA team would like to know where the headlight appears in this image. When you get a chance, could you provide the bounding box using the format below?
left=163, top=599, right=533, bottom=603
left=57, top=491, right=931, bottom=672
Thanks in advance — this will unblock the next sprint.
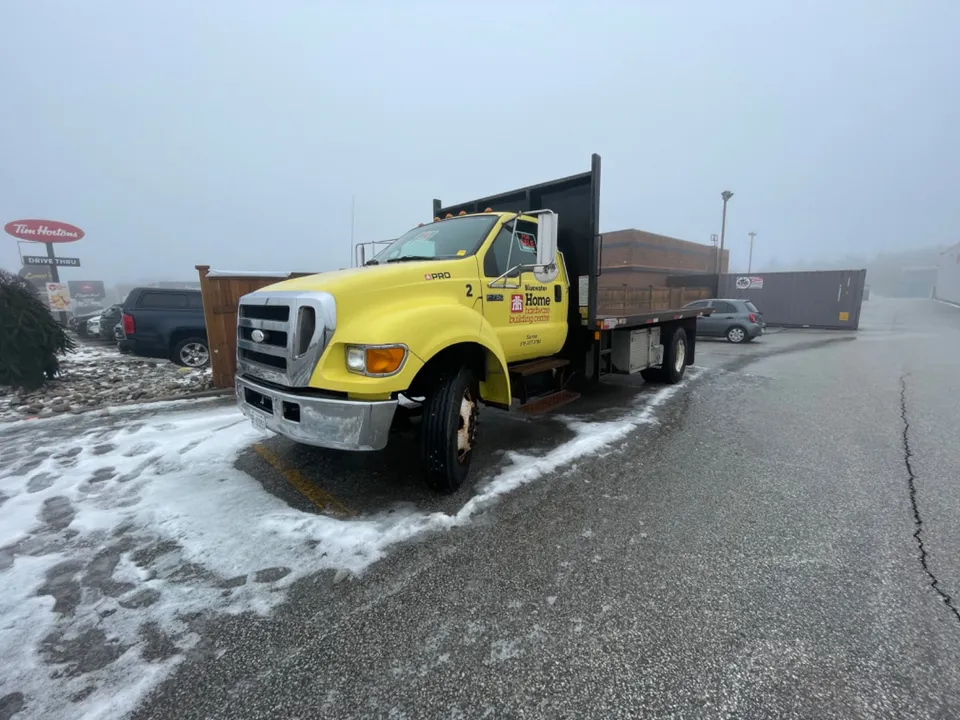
left=345, top=345, right=407, bottom=376
left=346, top=346, right=366, bottom=372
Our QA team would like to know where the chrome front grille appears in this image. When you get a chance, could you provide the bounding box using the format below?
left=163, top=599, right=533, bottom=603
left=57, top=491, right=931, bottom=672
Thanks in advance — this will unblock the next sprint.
left=236, top=290, right=336, bottom=387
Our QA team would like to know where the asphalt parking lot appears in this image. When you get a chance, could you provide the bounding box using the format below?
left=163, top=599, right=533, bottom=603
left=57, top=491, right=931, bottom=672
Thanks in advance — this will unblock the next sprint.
left=234, top=326, right=855, bottom=522
left=144, top=298, right=960, bottom=719
left=3, top=298, right=960, bottom=719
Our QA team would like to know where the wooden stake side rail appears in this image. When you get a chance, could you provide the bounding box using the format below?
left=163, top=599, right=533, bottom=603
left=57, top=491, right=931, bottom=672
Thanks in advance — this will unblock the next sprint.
left=596, top=284, right=712, bottom=316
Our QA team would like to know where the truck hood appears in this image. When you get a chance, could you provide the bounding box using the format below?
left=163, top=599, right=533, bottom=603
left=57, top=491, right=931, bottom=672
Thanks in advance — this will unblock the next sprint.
left=257, top=259, right=474, bottom=298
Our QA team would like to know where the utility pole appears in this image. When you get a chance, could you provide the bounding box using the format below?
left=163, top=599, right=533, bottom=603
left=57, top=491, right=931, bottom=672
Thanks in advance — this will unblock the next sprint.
left=350, top=194, right=356, bottom=267
left=748, top=231, right=756, bottom=273
left=719, top=190, right=733, bottom=273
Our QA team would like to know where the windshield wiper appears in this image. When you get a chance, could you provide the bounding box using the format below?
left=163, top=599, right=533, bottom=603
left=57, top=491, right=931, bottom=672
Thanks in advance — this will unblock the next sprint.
left=364, top=259, right=380, bottom=266
left=386, top=256, right=434, bottom=263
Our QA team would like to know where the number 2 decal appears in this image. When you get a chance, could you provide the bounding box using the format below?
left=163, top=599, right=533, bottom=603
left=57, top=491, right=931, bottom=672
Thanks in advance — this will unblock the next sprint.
left=465, top=284, right=473, bottom=297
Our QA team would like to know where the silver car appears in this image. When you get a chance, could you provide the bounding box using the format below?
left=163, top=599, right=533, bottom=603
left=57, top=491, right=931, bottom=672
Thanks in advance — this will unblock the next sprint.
left=684, top=298, right=765, bottom=343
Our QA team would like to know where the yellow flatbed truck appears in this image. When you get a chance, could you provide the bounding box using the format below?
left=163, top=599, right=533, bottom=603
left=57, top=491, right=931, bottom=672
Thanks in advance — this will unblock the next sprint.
left=235, top=155, right=712, bottom=492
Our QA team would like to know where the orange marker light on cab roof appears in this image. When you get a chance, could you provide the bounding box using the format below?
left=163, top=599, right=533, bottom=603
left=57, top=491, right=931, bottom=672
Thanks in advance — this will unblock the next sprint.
left=445, top=213, right=453, bottom=219
left=417, top=222, right=424, bottom=227
left=484, top=207, right=493, bottom=212
left=458, top=210, right=466, bottom=216
left=433, top=217, right=441, bottom=222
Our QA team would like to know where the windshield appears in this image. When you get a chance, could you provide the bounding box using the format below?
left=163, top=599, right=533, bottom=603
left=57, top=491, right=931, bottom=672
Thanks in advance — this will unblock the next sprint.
left=372, top=215, right=498, bottom=263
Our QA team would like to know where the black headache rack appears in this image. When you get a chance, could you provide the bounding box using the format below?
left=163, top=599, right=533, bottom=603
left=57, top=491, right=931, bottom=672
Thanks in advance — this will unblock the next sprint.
left=434, top=154, right=602, bottom=381
left=433, top=153, right=602, bottom=328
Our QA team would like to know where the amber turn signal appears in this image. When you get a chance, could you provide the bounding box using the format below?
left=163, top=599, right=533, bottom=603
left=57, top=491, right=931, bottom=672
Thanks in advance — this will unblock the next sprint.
left=365, top=346, right=406, bottom=375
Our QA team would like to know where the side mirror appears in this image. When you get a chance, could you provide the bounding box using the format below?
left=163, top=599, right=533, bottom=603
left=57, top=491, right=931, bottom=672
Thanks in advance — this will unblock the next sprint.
left=534, top=211, right=559, bottom=283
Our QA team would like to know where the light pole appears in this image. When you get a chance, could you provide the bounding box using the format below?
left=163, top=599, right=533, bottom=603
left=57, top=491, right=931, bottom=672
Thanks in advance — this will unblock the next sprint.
left=748, top=231, right=756, bottom=273
left=719, top=190, right=733, bottom=273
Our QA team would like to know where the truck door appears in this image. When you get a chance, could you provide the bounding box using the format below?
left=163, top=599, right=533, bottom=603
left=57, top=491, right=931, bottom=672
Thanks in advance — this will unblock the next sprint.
left=480, top=217, right=568, bottom=362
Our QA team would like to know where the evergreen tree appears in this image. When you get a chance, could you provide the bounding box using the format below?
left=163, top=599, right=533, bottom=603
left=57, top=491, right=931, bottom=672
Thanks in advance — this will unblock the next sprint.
left=0, top=270, right=76, bottom=390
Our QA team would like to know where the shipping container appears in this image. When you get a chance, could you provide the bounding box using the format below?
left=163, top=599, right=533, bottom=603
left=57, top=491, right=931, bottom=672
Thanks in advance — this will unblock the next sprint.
left=934, top=243, right=960, bottom=306
left=717, top=269, right=867, bottom=330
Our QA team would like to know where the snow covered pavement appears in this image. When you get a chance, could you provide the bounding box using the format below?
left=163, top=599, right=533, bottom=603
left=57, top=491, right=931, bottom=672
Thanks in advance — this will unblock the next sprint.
left=0, top=377, right=692, bottom=719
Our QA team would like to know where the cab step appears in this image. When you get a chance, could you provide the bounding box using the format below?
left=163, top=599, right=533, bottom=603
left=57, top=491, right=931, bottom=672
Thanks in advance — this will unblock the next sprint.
left=518, top=389, right=581, bottom=416
left=509, top=357, right=570, bottom=377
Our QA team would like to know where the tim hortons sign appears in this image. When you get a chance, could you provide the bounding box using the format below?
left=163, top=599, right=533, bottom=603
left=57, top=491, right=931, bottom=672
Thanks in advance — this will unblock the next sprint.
left=4, top=219, right=85, bottom=243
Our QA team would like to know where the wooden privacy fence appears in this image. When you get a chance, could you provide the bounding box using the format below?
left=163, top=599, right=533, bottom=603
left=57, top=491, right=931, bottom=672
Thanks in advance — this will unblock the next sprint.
left=597, top=285, right=712, bottom=315
left=196, top=266, right=316, bottom=389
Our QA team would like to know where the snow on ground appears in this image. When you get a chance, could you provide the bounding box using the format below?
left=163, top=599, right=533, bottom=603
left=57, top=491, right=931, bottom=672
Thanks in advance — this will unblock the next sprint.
left=0, top=375, right=694, bottom=719
left=0, top=342, right=214, bottom=423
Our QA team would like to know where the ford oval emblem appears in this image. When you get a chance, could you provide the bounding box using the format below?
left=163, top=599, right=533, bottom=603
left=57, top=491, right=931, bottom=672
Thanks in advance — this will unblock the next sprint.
left=251, top=329, right=265, bottom=343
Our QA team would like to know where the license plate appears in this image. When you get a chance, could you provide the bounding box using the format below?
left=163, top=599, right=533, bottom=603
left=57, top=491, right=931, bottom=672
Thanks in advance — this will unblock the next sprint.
left=251, top=413, right=267, bottom=431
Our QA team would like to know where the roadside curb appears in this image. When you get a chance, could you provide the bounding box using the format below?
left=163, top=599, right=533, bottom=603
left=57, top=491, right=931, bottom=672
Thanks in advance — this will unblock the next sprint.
left=2, top=387, right=236, bottom=425
left=82, top=387, right=236, bottom=412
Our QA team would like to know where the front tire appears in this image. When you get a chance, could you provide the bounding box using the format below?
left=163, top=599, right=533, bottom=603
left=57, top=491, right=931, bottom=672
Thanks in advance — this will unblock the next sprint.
left=420, top=366, right=478, bottom=493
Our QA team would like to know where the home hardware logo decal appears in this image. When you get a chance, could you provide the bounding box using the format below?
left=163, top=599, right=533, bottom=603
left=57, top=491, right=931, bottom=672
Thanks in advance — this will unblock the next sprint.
left=509, top=286, right=552, bottom=324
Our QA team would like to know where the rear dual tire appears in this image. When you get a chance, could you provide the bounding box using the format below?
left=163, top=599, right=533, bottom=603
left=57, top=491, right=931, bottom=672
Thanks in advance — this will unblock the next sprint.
left=641, top=327, right=688, bottom=385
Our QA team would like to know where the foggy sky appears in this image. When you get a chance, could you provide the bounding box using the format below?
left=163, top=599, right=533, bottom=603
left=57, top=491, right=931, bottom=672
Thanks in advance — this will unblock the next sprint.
left=2, top=0, right=958, bottom=285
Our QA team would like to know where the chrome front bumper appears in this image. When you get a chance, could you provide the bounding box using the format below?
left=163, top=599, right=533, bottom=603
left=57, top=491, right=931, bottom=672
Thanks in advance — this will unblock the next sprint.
left=236, top=375, right=397, bottom=451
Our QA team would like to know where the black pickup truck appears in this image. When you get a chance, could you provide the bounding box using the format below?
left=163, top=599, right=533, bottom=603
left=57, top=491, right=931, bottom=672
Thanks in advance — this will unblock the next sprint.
left=119, top=287, right=209, bottom=367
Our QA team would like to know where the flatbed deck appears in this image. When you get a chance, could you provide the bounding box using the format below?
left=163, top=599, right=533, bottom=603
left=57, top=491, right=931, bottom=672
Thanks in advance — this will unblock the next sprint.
left=594, top=306, right=712, bottom=330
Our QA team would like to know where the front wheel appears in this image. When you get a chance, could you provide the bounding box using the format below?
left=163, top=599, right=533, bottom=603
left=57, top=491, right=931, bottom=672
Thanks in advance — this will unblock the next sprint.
left=420, top=366, right=478, bottom=493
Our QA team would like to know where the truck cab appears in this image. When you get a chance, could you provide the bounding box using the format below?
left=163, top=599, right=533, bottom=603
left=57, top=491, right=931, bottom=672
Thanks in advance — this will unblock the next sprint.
left=235, top=155, right=707, bottom=493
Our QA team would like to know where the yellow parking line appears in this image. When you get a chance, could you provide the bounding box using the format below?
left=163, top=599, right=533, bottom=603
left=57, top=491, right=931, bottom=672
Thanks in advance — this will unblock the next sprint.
left=253, top=443, right=354, bottom=517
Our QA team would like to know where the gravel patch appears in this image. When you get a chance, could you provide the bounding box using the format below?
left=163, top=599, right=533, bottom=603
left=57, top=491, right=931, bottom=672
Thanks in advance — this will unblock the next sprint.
left=0, top=341, right=214, bottom=423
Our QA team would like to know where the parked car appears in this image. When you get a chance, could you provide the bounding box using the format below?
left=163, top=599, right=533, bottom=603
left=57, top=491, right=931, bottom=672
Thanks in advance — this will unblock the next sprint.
left=96, top=304, right=123, bottom=340
left=683, top=298, right=765, bottom=343
left=86, top=315, right=102, bottom=336
left=119, top=287, right=209, bottom=367
left=69, top=309, right=104, bottom=337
